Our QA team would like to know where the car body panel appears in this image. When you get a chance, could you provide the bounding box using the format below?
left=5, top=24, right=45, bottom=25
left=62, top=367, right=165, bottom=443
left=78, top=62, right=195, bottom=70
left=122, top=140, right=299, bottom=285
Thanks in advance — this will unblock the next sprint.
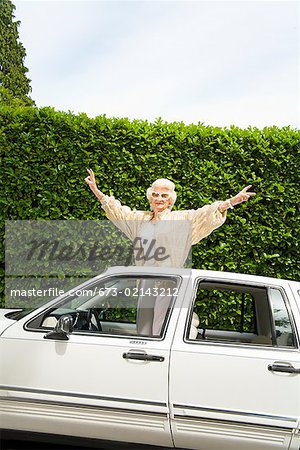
left=169, top=272, right=300, bottom=450
left=1, top=267, right=300, bottom=450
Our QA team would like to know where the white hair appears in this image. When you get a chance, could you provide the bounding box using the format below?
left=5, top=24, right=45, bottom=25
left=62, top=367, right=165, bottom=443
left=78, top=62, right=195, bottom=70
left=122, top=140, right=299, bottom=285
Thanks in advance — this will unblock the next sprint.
left=146, top=178, right=177, bottom=208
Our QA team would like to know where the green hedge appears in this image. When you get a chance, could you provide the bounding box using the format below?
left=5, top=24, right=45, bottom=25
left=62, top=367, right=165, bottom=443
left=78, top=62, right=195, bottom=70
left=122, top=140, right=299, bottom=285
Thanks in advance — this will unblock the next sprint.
left=1, top=106, right=299, bottom=306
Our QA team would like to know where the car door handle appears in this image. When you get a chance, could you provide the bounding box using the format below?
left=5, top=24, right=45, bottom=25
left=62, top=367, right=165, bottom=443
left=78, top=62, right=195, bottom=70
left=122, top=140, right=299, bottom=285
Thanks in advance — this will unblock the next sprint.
left=123, top=351, right=164, bottom=362
left=268, top=362, right=300, bottom=374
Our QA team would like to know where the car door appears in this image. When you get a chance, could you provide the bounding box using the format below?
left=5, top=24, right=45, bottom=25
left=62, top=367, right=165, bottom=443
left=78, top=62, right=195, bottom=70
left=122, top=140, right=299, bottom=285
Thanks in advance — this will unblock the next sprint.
left=0, top=269, right=185, bottom=448
left=169, top=274, right=300, bottom=450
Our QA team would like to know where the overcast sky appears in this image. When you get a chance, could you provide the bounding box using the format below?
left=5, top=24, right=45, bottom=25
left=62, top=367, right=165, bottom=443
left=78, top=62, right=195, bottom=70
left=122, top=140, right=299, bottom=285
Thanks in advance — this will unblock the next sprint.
left=14, top=0, right=299, bottom=128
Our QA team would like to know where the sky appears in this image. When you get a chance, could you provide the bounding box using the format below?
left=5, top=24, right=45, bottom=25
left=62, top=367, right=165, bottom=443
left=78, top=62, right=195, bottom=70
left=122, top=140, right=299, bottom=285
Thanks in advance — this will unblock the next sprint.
left=14, top=0, right=299, bottom=129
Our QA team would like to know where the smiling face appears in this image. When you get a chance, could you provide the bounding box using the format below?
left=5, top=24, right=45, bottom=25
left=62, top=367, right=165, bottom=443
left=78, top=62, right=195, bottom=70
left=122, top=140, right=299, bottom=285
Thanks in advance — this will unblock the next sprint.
left=150, top=186, right=171, bottom=214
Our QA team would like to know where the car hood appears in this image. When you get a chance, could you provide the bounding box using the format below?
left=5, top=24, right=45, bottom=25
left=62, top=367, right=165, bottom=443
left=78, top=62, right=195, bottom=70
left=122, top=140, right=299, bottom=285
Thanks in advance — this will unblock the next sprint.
left=0, top=309, right=20, bottom=334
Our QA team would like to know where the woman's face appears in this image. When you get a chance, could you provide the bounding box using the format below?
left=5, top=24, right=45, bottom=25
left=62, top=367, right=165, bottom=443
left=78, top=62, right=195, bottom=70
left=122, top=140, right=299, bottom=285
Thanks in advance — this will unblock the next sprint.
left=150, top=186, right=171, bottom=213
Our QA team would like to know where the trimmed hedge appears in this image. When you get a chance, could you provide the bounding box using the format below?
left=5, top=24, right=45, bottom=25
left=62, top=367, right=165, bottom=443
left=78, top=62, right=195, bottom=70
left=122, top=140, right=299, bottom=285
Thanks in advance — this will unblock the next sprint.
left=1, top=106, right=299, bottom=305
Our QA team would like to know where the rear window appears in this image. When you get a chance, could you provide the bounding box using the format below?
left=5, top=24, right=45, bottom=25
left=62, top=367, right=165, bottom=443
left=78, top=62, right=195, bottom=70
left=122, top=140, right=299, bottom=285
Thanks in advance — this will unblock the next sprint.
left=187, top=281, right=297, bottom=348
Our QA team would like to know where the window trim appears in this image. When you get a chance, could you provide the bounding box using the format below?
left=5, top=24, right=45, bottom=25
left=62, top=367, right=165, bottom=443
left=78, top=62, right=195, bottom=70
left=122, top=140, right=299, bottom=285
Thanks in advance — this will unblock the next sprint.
left=184, top=277, right=299, bottom=350
left=268, top=286, right=299, bottom=349
left=24, top=273, right=182, bottom=342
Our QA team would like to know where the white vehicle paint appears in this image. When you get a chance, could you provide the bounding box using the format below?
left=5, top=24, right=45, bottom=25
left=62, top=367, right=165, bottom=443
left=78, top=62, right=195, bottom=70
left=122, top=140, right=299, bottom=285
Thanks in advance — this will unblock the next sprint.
left=1, top=267, right=300, bottom=450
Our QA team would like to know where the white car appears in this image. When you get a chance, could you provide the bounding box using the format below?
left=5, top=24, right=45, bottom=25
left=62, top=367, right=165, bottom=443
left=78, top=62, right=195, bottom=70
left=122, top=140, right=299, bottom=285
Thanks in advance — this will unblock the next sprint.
left=1, top=266, right=300, bottom=450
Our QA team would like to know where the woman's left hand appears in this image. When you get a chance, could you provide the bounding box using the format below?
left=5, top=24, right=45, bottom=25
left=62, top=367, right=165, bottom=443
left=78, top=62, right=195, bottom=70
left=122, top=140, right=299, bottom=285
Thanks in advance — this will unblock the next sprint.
left=232, top=185, right=256, bottom=206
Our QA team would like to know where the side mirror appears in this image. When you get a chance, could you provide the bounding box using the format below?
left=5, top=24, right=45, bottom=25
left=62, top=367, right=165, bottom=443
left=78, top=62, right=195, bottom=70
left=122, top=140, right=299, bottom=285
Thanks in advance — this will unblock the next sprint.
left=44, top=315, right=73, bottom=340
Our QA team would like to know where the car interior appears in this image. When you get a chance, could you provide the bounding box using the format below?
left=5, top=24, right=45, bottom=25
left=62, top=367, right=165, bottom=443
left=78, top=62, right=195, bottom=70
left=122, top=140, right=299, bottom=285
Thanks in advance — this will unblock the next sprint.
left=27, top=276, right=178, bottom=337
left=188, top=282, right=295, bottom=347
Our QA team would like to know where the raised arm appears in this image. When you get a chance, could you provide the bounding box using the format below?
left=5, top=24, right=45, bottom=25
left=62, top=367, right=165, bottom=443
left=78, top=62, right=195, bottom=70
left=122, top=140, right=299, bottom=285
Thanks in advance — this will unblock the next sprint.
left=190, top=185, right=256, bottom=245
left=85, top=168, right=105, bottom=201
left=84, top=168, right=144, bottom=242
left=218, top=185, right=256, bottom=212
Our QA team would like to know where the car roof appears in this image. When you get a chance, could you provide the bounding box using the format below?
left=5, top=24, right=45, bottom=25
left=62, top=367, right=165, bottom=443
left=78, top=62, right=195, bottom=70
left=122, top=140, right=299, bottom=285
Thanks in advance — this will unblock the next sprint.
left=102, top=266, right=297, bottom=287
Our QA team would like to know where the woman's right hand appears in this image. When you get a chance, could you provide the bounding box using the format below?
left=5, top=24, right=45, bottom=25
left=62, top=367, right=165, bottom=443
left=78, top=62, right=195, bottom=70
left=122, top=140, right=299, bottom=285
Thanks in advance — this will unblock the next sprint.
left=85, top=168, right=103, bottom=199
left=85, top=168, right=98, bottom=191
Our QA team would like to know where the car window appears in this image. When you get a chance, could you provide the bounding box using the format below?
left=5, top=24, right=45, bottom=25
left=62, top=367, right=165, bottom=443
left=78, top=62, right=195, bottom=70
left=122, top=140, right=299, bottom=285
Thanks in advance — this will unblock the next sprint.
left=26, top=275, right=179, bottom=338
left=269, top=288, right=295, bottom=347
left=187, top=281, right=296, bottom=348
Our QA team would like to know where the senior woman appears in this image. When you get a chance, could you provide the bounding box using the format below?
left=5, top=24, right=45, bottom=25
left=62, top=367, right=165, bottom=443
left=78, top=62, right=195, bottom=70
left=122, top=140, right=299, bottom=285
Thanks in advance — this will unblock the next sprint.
left=85, top=169, right=255, bottom=334
left=85, top=168, right=255, bottom=266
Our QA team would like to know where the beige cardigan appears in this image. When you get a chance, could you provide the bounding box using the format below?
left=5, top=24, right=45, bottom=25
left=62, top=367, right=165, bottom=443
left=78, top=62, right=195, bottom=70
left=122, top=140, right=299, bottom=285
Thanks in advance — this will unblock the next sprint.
left=100, top=195, right=227, bottom=268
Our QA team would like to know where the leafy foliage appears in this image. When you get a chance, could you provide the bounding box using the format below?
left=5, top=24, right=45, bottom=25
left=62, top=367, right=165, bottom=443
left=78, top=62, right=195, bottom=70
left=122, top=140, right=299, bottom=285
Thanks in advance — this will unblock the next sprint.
left=1, top=106, right=299, bottom=305
left=194, top=289, right=255, bottom=332
left=0, top=0, right=35, bottom=106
